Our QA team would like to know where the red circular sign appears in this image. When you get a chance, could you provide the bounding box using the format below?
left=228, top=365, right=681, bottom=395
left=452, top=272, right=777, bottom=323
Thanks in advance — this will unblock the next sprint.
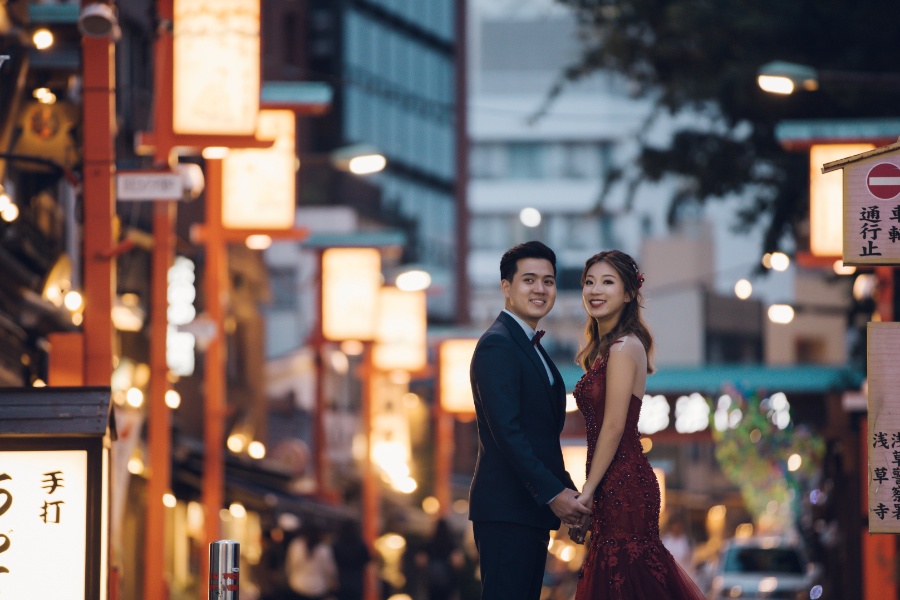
left=866, top=162, right=900, bottom=199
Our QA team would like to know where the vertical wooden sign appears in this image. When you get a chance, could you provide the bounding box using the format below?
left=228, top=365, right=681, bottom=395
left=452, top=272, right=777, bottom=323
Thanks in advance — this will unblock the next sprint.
left=868, top=321, right=900, bottom=532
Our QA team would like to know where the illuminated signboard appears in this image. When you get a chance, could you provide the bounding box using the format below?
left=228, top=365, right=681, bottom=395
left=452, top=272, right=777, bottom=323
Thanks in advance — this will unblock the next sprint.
left=321, top=248, right=381, bottom=342
left=0, top=451, right=89, bottom=597
left=0, top=387, right=112, bottom=600
left=222, top=110, right=296, bottom=229
left=373, top=287, right=427, bottom=372
left=439, top=339, right=478, bottom=414
left=173, top=0, right=260, bottom=135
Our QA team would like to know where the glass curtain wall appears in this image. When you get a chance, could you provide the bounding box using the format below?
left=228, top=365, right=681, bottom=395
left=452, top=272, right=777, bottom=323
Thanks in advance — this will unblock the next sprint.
left=342, top=1, right=458, bottom=320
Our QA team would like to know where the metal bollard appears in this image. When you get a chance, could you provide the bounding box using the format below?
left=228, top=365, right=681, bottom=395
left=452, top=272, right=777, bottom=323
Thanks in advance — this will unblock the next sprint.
left=209, top=539, right=240, bottom=599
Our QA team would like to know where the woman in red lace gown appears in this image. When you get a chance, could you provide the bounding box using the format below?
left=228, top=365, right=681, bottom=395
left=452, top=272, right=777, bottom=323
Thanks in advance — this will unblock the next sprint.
left=571, top=250, right=705, bottom=599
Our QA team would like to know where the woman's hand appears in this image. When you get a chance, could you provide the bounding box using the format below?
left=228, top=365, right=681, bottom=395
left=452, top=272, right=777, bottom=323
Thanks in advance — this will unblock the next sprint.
left=576, top=491, right=593, bottom=509
left=568, top=513, right=591, bottom=544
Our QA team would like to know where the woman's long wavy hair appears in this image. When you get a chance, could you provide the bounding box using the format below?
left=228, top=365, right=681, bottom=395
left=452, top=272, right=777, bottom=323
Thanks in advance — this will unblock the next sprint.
left=575, top=250, right=654, bottom=373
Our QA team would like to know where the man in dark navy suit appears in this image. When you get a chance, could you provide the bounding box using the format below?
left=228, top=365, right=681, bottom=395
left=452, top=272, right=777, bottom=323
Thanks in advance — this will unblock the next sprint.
left=468, top=241, right=591, bottom=600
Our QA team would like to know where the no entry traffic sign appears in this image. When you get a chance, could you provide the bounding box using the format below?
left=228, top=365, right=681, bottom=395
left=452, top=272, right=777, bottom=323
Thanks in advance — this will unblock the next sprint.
left=866, top=162, right=900, bottom=200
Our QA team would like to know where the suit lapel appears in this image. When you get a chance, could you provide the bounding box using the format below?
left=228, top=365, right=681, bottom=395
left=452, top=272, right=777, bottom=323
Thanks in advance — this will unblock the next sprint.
left=536, top=342, right=566, bottom=424
left=497, top=312, right=565, bottom=422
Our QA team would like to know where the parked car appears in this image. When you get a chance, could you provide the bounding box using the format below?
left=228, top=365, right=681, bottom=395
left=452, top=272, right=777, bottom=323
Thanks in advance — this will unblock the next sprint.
left=705, top=536, right=824, bottom=600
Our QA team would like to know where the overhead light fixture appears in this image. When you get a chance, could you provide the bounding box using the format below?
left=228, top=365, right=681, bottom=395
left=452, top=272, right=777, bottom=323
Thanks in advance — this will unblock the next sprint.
left=78, top=3, right=121, bottom=40
left=757, top=61, right=819, bottom=95
left=330, top=144, right=387, bottom=175
left=32, top=28, right=54, bottom=50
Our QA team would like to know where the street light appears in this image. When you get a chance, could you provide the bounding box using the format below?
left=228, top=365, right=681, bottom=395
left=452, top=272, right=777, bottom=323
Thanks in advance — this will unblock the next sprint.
left=757, top=61, right=820, bottom=94
left=300, top=144, right=387, bottom=176
left=328, top=144, right=387, bottom=175
left=77, top=3, right=121, bottom=40
left=758, top=60, right=900, bottom=95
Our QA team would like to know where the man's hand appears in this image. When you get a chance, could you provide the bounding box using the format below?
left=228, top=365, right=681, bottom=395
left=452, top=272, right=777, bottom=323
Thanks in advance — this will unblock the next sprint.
left=548, top=488, right=592, bottom=525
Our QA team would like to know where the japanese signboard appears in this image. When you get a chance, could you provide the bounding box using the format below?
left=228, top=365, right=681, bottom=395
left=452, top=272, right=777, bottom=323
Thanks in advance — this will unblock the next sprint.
left=116, top=171, right=183, bottom=201
left=173, top=0, right=260, bottom=135
left=439, top=339, right=478, bottom=414
left=868, top=322, right=900, bottom=533
left=222, top=110, right=296, bottom=229
left=823, top=144, right=900, bottom=265
left=0, top=450, right=90, bottom=597
left=0, top=387, right=112, bottom=599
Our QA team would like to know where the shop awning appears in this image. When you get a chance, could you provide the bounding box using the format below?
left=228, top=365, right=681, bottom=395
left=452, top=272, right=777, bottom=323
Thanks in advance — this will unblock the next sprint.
left=560, top=364, right=864, bottom=395
left=172, top=440, right=357, bottom=526
left=775, top=118, right=900, bottom=150
left=261, top=81, right=332, bottom=115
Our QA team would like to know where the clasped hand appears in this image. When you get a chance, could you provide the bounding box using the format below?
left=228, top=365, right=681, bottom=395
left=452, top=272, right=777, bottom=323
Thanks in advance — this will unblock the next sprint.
left=548, top=488, right=592, bottom=527
left=563, top=490, right=594, bottom=545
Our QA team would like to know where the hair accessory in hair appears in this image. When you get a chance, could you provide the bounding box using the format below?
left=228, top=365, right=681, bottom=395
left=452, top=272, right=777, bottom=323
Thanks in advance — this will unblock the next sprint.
left=630, top=261, right=644, bottom=288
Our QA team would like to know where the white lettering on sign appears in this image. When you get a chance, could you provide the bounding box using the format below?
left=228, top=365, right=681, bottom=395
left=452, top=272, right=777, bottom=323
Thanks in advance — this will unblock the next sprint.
left=117, top=172, right=183, bottom=201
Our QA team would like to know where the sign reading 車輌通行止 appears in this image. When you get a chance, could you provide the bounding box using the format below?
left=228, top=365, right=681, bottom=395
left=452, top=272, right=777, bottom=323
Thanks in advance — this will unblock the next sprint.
left=867, top=322, right=900, bottom=533
left=822, top=142, right=900, bottom=266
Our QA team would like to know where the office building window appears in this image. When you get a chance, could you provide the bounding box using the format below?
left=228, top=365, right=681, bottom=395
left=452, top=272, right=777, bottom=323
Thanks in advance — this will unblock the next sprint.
left=268, top=267, right=297, bottom=311
left=507, top=142, right=543, bottom=179
left=470, top=140, right=612, bottom=180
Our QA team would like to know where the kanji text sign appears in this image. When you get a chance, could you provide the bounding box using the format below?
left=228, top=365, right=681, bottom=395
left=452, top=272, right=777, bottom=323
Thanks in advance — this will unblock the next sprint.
left=868, top=322, right=900, bottom=533
left=0, top=450, right=88, bottom=597
left=117, top=171, right=182, bottom=200
left=843, top=155, right=900, bottom=265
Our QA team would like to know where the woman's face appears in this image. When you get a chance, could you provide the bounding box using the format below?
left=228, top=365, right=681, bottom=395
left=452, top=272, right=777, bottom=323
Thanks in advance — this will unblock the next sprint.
left=582, top=260, right=631, bottom=327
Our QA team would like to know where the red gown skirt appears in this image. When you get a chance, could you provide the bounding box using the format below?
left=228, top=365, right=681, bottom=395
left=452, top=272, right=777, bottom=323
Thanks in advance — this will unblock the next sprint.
left=573, top=355, right=705, bottom=599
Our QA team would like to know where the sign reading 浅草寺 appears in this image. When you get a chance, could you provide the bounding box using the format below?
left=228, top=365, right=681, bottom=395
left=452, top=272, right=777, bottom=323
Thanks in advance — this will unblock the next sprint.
left=830, top=145, right=900, bottom=265
left=867, top=322, right=900, bottom=533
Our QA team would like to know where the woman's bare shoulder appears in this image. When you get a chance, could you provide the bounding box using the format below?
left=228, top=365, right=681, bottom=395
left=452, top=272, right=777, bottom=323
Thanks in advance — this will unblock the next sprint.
left=611, top=335, right=647, bottom=366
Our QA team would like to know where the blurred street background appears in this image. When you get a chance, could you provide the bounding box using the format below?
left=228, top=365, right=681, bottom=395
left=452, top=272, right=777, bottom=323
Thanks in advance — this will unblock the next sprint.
left=1, top=0, right=898, bottom=598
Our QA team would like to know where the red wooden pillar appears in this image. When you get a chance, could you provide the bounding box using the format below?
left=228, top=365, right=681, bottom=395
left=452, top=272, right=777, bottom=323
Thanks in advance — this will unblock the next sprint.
left=80, top=19, right=115, bottom=387
left=202, top=157, right=228, bottom=596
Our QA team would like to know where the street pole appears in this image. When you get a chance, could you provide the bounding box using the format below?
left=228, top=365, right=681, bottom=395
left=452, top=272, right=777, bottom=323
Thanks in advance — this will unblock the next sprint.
left=434, top=382, right=453, bottom=517
left=361, top=342, right=379, bottom=600
left=144, top=3, right=177, bottom=597
left=145, top=200, right=175, bottom=600
left=80, top=9, right=115, bottom=388
left=202, top=157, right=228, bottom=595
left=80, top=7, right=116, bottom=598
left=314, top=251, right=329, bottom=497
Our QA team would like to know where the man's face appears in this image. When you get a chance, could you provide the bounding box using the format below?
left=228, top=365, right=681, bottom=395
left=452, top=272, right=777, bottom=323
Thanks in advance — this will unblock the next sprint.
left=501, top=257, right=556, bottom=328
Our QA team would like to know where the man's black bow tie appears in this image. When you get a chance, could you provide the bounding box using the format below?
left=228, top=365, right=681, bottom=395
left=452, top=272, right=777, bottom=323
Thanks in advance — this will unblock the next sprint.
left=532, top=330, right=545, bottom=345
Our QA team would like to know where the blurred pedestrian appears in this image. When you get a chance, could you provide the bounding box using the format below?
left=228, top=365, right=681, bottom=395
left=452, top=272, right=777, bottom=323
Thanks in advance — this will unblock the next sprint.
left=662, top=518, right=696, bottom=580
left=285, top=521, right=338, bottom=600
left=418, top=518, right=464, bottom=600
left=332, top=520, right=371, bottom=600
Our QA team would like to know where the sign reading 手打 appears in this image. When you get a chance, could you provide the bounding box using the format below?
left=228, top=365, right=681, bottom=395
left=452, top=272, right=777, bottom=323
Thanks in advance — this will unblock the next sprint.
left=0, top=451, right=89, bottom=597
